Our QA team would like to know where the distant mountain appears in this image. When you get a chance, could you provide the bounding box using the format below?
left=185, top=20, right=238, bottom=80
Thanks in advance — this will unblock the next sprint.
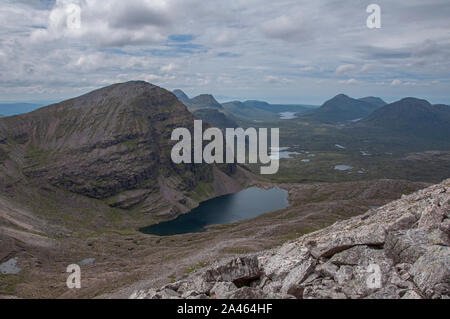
left=172, top=90, right=223, bottom=110
left=302, top=94, right=383, bottom=123
left=192, top=108, right=238, bottom=129
left=0, top=81, right=245, bottom=217
left=358, top=97, right=387, bottom=108
left=222, top=100, right=316, bottom=121
left=241, top=100, right=316, bottom=113
left=222, top=101, right=276, bottom=120
left=172, top=90, right=239, bottom=127
left=188, top=94, right=223, bottom=109
left=0, top=103, right=42, bottom=116
left=172, top=89, right=190, bottom=104
left=358, top=97, right=450, bottom=140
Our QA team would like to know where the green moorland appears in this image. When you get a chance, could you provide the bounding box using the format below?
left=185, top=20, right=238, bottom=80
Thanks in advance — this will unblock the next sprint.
left=240, top=116, right=450, bottom=184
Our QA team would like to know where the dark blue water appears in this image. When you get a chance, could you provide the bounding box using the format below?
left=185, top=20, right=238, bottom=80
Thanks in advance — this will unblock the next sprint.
left=140, top=187, right=289, bottom=236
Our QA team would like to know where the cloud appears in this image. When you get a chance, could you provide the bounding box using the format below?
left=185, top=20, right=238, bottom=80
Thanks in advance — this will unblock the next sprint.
left=336, top=64, right=356, bottom=75
left=361, top=64, right=374, bottom=72
left=160, top=63, right=177, bottom=73
left=339, top=78, right=359, bottom=85
left=213, top=29, right=240, bottom=47
left=263, top=75, right=292, bottom=84
left=0, top=0, right=449, bottom=104
left=299, top=66, right=315, bottom=72
left=260, top=13, right=310, bottom=42
left=29, top=0, right=181, bottom=47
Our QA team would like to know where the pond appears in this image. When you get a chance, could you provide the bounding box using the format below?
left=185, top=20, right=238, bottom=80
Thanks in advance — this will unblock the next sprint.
left=140, top=187, right=289, bottom=236
left=270, top=147, right=300, bottom=159
left=279, top=112, right=297, bottom=120
left=334, top=165, right=353, bottom=171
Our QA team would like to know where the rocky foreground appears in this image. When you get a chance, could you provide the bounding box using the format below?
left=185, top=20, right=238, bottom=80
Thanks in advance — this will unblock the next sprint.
left=131, top=179, right=449, bottom=299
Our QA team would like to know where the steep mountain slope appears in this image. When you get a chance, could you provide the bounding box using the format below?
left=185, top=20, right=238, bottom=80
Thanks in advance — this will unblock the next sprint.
left=172, top=89, right=190, bottom=104
left=133, top=179, right=449, bottom=299
left=192, top=108, right=238, bottom=129
left=0, top=81, right=245, bottom=218
left=303, top=94, right=382, bottom=123
left=359, top=98, right=450, bottom=141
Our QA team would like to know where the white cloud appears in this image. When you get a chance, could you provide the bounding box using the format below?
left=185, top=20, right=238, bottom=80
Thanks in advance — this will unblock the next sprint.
left=339, top=78, right=359, bottom=85
left=361, top=64, right=374, bottom=72
left=391, top=79, right=402, bottom=86
left=336, top=64, right=356, bottom=75
left=213, top=29, right=240, bottom=47
left=160, top=63, right=177, bottom=73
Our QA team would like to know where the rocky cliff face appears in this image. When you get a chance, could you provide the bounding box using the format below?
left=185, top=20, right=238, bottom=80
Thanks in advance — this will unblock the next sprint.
left=0, top=81, right=243, bottom=217
left=132, top=179, right=449, bottom=299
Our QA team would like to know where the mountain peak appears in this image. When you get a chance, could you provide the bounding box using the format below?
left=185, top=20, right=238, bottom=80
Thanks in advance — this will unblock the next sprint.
left=185, top=94, right=223, bottom=109
left=304, top=94, right=381, bottom=123
left=0, top=82, right=240, bottom=217
left=398, top=97, right=431, bottom=105
left=334, top=93, right=351, bottom=99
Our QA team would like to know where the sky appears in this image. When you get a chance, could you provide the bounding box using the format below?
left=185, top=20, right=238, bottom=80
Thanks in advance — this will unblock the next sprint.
left=0, top=0, right=449, bottom=105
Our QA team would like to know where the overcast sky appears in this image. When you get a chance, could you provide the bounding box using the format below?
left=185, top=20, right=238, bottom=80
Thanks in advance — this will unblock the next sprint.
left=0, top=0, right=449, bottom=105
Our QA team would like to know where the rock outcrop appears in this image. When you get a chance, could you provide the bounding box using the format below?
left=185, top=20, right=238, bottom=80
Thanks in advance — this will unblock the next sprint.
left=131, top=179, right=449, bottom=299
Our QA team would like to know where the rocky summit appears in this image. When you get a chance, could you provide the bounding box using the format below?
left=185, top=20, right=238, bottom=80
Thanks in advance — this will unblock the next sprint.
left=131, top=179, right=449, bottom=299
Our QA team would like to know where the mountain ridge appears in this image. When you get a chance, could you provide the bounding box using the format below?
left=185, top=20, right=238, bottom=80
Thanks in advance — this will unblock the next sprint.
left=0, top=81, right=246, bottom=218
left=358, top=97, right=450, bottom=140
left=302, top=94, right=384, bottom=123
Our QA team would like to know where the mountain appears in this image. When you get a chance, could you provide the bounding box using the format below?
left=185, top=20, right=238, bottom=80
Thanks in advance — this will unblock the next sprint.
left=192, top=108, right=238, bottom=129
left=133, top=178, right=450, bottom=299
left=172, top=90, right=237, bottom=127
left=0, top=81, right=246, bottom=218
left=302, top=94, right=383, bottom=123
left=222, top=100, right=316, bottom=121
left=359, top=97, right=450, bottom=140
left=240, top=100, right=316, bottom=113
left=172, top=90, right=223, bottom=109
left=172, top=89, right=190, bottom=104
left=0, top=103, right=42, bottom=116
left=358, top=96, right=387, bottom=108
left=187, top=94, right=223, bottom=109
left=222, top=101, right=276, bottom=120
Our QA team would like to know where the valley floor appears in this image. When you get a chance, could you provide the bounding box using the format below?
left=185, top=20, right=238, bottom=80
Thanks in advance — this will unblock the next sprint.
left=2, top=178, right=426, bottom=298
